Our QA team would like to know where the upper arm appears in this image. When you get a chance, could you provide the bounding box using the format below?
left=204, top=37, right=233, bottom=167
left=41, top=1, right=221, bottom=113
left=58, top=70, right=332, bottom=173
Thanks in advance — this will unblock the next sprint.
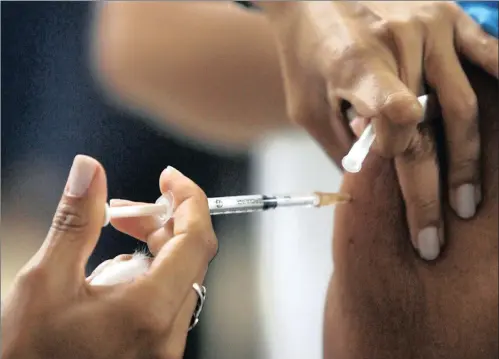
left=325, top=61, right=498, bottom=359
left=92, top=2, right=289, bottom=149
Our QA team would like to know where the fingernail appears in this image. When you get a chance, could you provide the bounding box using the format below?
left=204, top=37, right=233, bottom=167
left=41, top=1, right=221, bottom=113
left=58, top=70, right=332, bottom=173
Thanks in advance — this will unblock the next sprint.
left=453, top=184, right=476, bottom=219
left=66, top=155, right=97, bottom=197
left=417, top=227, right=440, bottom=261
left=165, top=165, right=182, bottom=176
left=349, top=117, right=364, bottom=137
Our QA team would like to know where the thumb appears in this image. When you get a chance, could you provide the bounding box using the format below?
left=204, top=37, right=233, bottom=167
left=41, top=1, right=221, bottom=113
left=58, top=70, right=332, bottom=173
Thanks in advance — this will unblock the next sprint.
left=344, top=61, right=423, bottom=157
left=38, top=155, right=107, bottom=279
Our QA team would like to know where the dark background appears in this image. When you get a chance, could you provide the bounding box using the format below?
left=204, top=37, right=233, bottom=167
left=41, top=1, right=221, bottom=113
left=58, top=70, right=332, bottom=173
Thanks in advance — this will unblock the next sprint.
left=1, top=2, right=250, bottom=357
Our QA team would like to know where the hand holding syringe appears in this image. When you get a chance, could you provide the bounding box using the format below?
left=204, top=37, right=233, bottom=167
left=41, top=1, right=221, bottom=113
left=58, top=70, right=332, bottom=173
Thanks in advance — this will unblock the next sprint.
left=103, top=191, right=351, bottom=226
left=342, top=95, right=428, bottom=173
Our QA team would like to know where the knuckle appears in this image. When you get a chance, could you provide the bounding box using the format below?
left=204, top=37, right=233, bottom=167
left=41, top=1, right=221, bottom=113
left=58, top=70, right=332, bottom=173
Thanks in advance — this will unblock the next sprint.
left=369, top=19, right=391, bottom=39
left=434, top=1, right=454, bottom=12
left=375, top=122, right=418, bottom=158
left=124, top=296, right=173, bottom=335
left=376, top=136, right=400, bottom=157
left=16, top=265, right=50, bottom=291
left=440, top=1, right=459, bottom=14
left=453, top=93, right=478, bottom=121
left=369, top=18, right=408, bottom=41
left=403, top=130, right=436, bottom=162
left=416, top=2, right=454, bottom=25
left=51, top=202, right=89, bottom=234
left=336, top=43, right=369, bottom=65
left=322, top=42, right=371, bottom=89
left=189, top=223, right=219, bottom=261
left=451, top=130, right=481, bottom=158
left=202, top=231, right=219, bottom=261
left=429, top=1, right=454, bottom=16
left=411, top=197, right=440, bottom=218
left=287, top=100, right=310, bottom=126
left=194, top=188, right=209, bottom=205
left=476, top=33, right=494, bottom=51
left=453, top=156, right=480, bottom=171
left=136, top=311, right=168, bottom=335
left=382, top=93, right=424, bottom=124
left=449, top=157, right=480, bottom=184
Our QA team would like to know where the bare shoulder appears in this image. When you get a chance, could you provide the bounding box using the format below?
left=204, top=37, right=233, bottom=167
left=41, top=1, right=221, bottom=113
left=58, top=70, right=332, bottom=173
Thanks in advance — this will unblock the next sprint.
left=324, top=62, right=498, bottom=359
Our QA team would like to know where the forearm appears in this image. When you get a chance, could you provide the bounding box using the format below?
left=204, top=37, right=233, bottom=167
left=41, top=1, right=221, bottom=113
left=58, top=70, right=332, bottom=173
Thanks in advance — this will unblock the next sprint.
left=93, top=1, right=290, bottom=149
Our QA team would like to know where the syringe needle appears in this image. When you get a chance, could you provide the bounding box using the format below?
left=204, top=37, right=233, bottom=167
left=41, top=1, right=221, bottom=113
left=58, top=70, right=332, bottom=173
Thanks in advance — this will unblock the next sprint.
left=314, top=191, right=351, bottom=207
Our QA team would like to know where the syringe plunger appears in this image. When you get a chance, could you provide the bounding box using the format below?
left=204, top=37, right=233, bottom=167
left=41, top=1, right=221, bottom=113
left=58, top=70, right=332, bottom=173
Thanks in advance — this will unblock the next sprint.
left=103, top=191, right=175, bottom=227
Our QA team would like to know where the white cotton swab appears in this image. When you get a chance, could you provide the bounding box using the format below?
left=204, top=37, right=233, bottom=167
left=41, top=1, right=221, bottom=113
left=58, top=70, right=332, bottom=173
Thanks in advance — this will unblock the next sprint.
left=341, top=95, right=428, bottom=173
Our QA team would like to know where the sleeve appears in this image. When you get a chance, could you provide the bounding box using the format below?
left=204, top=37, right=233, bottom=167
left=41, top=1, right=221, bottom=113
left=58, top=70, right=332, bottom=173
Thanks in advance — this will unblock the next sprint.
left=457, top=1, right=499, bottom=38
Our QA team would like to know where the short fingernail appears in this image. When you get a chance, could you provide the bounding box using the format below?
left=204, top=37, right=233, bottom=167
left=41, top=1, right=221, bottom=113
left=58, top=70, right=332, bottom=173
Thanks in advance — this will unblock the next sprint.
left=66, top=155, right=97, bottom=197
left=453, top=184, right=476, bottom=219
left=417, top=227, right=440, bottom=261
left=349, top=117, right=364, bottom=137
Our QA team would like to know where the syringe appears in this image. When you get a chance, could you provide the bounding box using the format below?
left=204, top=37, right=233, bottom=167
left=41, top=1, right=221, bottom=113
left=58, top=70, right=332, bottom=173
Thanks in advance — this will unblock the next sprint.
left=103, top=191, right=351, bottom=227
left=341, top=95, right=428, bottom=173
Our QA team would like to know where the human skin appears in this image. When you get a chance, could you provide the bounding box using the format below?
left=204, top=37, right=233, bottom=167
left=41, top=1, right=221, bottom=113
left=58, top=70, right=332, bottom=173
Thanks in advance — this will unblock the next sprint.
left=95, top=1, right=498, bottom=261
left=1, top=160, right=218, bottom=359
left=94, top=3, right=498, bottom=356
left=324, top=62, right=498, bottom=359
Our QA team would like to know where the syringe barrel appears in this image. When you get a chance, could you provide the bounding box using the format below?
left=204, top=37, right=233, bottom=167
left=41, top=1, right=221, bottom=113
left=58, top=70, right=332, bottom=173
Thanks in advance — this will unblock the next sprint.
left=209, top=195, right=265, bottom=215
left=208, top=194, right=318, bottom=215
left=272, top=195, right=318, bottom=207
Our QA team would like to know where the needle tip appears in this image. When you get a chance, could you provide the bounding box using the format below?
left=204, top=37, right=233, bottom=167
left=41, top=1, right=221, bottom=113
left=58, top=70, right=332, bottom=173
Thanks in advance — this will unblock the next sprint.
left=314, top=192, right=351, bottom=206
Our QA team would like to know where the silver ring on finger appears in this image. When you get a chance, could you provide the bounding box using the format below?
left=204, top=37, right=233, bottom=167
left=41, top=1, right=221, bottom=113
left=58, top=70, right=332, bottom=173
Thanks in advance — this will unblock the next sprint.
left=188, top=283, right=207, bottom=331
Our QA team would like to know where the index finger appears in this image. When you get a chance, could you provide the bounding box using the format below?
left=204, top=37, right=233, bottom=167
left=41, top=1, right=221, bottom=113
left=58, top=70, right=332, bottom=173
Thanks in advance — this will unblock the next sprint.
left=151, top=166, right=217, bottom=273
left=339, top=59, right=423, bottom=157
left=134, top=166, right=217, bottom=322
left=160, top=166, right=212, bottom=241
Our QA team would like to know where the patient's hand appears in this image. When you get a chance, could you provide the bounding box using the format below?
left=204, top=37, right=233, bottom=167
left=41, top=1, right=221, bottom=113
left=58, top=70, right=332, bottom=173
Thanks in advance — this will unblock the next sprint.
left=324, top=63, right=498, bottom=359
left=260, top=1, right=498, bottom=260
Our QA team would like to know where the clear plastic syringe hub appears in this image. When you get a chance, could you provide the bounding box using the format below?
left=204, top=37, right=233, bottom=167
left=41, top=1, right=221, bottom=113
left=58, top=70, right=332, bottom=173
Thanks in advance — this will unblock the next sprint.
left=154, top=192, right=175, bottom=223
left=103, top=191, right=175, bottom=227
